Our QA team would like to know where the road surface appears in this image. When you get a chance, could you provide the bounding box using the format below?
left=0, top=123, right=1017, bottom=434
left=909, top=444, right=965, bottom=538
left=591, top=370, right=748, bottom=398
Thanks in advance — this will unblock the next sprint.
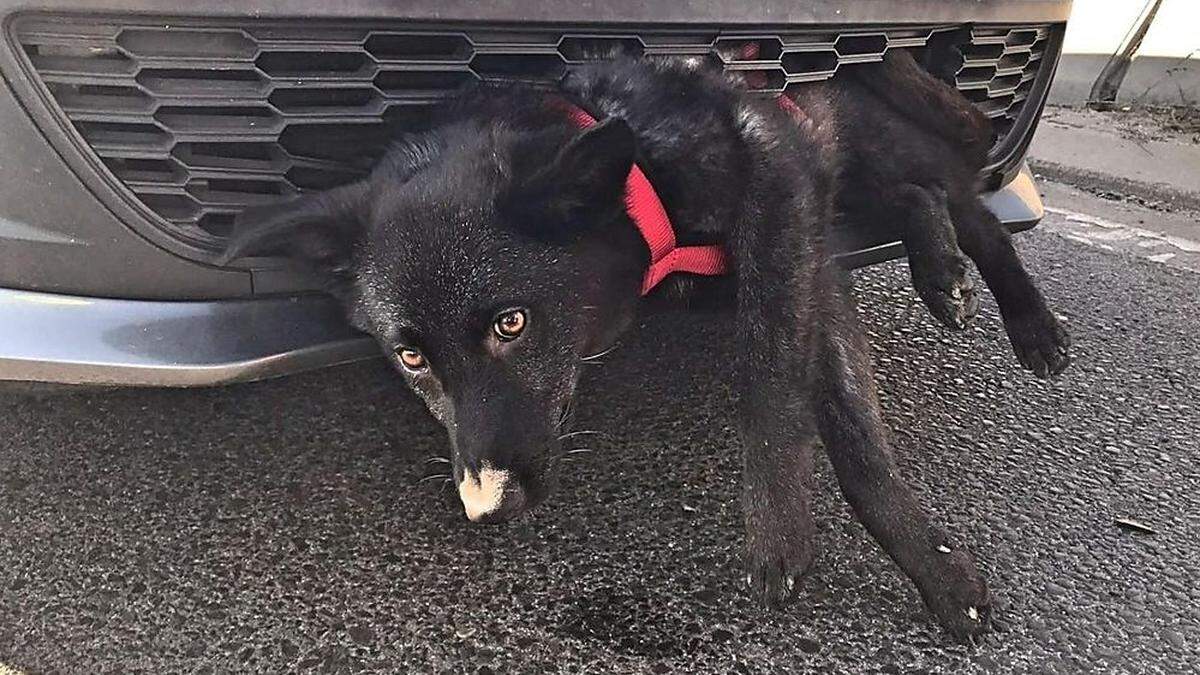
left=2, top=184, right=1198, bottom=673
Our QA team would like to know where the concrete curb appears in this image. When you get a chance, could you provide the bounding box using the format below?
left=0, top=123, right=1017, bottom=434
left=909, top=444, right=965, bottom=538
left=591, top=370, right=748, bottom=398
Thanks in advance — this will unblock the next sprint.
left=1029, top=159, right=1200, bottom=213
left=1028, top=106, right=1200, bottom=213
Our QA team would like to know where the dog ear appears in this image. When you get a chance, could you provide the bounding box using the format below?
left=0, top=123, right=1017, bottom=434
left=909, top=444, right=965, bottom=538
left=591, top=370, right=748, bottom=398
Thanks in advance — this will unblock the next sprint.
left=504, top=118, right=636, bottom=239
left=217, top=181, right=369, bottom=275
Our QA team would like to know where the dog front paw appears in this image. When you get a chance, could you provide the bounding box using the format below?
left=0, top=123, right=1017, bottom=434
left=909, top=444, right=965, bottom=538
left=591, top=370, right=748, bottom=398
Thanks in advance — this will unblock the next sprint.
left=916, top=545, right=992, bottom=641
left=745, top=535, right=815, bottom=607
left=1004, top=307, right=1070, bottom=378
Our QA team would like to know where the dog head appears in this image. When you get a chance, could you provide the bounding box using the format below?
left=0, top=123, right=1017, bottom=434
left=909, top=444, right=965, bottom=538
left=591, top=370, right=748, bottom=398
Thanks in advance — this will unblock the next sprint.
left=222, top=115, right=647, bottom=523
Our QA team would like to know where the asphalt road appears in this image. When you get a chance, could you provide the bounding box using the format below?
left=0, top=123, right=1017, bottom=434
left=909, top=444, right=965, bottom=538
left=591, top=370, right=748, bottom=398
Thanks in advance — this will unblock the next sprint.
left=2, top=194, right=1199, bottom=673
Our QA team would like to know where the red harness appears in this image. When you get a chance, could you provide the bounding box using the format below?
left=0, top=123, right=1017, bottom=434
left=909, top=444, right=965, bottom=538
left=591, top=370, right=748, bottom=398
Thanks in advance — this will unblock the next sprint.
left=557, top=46, right=803, bottom=295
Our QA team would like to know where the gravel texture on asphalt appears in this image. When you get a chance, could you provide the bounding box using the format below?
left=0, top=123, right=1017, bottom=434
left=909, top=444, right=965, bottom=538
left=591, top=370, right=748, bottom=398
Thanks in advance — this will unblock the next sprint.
left=2, top=229, right=1198, bottom=673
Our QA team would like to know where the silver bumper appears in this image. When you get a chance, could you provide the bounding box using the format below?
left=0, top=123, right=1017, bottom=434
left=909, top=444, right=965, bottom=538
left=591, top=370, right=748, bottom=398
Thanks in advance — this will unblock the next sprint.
left=0, top=166, right=1044, bottom=388
left=0, top=290, right=374, bottom=387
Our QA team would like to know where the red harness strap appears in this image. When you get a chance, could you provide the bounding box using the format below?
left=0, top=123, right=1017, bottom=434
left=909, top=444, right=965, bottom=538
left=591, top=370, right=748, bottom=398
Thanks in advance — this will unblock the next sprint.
left=557, top=102, right=729, bottom=296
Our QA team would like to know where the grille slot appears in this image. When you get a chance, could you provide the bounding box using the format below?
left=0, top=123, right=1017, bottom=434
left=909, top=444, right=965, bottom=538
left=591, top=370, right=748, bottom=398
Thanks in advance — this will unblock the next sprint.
left=14, top=17, right=1059, bottom=252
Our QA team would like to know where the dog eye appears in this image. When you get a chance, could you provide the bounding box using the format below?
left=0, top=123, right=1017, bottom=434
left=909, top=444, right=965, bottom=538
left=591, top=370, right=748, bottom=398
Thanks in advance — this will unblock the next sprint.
left=493, top=309, right=527, bottom=341
left=396, top=347, right=427, bottom=371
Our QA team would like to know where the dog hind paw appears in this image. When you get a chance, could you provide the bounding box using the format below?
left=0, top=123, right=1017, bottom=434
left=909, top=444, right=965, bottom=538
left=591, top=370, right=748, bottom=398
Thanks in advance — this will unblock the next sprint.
left=1005, top=308, right=1071, bottom=378
left=917, top=547, right=993, bottom=641
left=912, top=257, right=979, bottom=331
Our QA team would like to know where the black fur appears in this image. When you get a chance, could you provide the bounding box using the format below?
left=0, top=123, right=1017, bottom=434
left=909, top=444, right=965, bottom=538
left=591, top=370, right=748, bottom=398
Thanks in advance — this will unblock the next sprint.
left=830, top=50, right=1070, bottom=376
left=223, top=57, right=992, bottom=640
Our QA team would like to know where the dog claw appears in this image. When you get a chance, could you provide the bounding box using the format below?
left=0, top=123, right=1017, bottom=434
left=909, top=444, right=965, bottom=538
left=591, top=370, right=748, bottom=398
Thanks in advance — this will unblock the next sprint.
left=917, top=546, right=992, bottom=642
left=745, top=542, right=813, bottom=608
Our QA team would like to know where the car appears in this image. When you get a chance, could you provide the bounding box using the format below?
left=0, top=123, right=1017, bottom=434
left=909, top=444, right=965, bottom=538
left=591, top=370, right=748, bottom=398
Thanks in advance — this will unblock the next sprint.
left=0, top=0, right=1071, bottom=387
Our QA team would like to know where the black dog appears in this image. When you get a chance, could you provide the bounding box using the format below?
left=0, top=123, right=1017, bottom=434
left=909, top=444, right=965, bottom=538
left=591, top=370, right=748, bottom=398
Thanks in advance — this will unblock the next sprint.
left=717, top=44, right=1069, bottom=376
left=222, top=57, right=991, bottom=639
left=827, top=50, right=1070, bottom=376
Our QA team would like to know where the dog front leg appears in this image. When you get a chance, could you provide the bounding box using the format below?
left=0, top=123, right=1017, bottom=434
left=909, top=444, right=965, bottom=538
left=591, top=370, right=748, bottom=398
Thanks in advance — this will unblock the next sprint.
left=736, top=382, right=818, bottom=605
left=732, top=247, right=821, bottom=606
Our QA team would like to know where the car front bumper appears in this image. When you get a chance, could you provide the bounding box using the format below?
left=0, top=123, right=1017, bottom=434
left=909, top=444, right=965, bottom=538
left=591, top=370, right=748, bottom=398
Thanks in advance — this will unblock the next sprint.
left=0, top=164, right=1045, bottom=387
left=0, top=287, right=373, bottom=387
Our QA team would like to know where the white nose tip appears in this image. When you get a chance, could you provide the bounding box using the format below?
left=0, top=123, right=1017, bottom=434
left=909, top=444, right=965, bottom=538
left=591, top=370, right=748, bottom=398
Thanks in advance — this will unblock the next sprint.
left=458, top=465, right=512, bottom=522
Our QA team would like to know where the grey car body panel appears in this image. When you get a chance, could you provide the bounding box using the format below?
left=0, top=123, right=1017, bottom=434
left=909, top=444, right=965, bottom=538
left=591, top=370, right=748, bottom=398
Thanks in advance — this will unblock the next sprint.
left=0, top=166, right=1045, bottom=387
left=0, top=0, right=1070, bottom=385
left=0, top=0, right=1070, bottom=301
left=0, top=69, right=253, bottom=299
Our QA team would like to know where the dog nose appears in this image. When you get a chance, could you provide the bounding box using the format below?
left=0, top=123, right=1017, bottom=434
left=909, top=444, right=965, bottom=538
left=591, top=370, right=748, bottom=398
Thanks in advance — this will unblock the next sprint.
left=458, top=464, right=527, bottom=523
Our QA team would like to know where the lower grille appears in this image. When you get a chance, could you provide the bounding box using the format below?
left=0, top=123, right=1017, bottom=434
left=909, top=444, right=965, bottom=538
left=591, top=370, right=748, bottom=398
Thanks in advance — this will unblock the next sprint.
left=12, top=16, right=1059, bottom=254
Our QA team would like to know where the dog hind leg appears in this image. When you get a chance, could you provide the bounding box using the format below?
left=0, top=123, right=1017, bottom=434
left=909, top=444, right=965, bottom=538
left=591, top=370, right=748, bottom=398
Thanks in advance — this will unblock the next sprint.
left=951, top=196, right=1070, bottom=377
left=891, top=183, right=979, bottom=330
left=810, top=267, right=991, bottom=640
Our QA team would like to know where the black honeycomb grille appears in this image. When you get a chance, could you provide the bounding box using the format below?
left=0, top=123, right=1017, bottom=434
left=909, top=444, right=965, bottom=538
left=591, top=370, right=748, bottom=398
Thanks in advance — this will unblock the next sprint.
left=13, top=16, right=1058, bottom=253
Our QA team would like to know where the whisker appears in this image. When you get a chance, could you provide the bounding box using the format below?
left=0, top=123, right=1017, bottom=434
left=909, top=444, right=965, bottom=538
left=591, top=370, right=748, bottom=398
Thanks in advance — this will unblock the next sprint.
left=563, top=448, right=594, bottom=456
left=580, top=344, right=620, bottom=362
left=418, top=473, right=451, bottom=484
left=424, top=456, right=452, bottom=465
left=557, top=430, right=601, bottom=441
